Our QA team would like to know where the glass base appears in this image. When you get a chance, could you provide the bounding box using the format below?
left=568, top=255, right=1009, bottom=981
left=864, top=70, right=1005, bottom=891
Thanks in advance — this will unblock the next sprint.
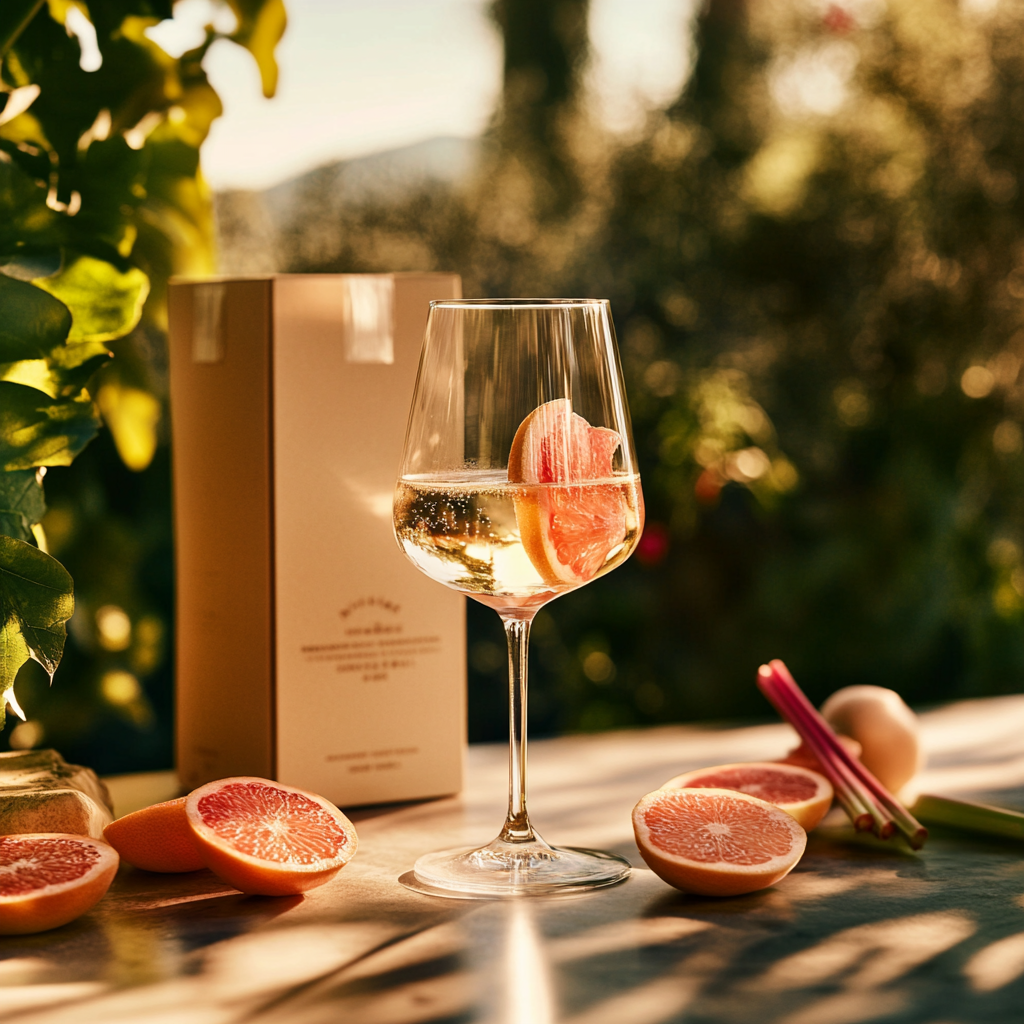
left=401, top=834, right=632, bottom=899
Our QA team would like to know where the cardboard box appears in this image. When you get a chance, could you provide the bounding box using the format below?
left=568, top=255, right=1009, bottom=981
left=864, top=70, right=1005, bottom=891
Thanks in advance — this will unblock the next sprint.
left=167, top=274, right=466, bottom=806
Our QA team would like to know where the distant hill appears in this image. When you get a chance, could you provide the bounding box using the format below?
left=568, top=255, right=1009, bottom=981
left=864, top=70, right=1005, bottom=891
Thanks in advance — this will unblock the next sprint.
left=214, top=135, right=483, bottom=274
left=262, top=135, right=483, bottom=219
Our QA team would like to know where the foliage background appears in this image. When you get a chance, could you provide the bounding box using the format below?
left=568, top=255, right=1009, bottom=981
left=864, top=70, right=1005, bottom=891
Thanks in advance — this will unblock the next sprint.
left=6, top=0, right=1024, bottom=767
left=256, top=0, right=1024, bottom=743
left=0, top=0, right=283, bottom=771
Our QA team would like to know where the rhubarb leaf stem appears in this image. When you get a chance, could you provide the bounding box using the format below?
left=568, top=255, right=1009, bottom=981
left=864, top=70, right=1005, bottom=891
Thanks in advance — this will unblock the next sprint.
left=913, top=794, right=1024, bottom=842
left=758, top=667, right=883, bottom=833
left=759, top=660, right=927, bottom=849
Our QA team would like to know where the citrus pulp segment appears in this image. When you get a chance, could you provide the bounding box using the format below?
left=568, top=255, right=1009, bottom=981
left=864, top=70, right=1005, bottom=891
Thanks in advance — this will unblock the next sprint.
left=103, top=797, right=205, bottom=872
left=0, top=833, right=118, bottom=934
left=633, top=788, right=806, bottom=896
left=508, top=398, right=622, bottom=484
left=661, top=761, right=833, bottom=830
left=508, top=399, right=638, bottom=586
left=184, top=777, right=358, bottom=896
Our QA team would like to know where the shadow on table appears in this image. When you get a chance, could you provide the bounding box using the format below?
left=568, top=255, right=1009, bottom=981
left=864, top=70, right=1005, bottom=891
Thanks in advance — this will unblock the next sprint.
left=239, top=825, right=1024, bottom=1024
left=4, top=797, right=1024, bottom=1023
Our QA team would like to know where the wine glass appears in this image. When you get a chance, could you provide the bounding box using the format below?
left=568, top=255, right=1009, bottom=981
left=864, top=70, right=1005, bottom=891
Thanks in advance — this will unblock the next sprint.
left=393, top=299, right=644, bottom=897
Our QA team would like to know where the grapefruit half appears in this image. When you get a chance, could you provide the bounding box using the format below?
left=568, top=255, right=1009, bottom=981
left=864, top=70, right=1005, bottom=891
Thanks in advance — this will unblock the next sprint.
left=103, top=797, right=205, bottom=873
left=185, top=777, right=358, bottom=896
left=633, top=788, right=806, bottom=897
left=661, top=762, right=833, bottom=830
left=508, top=399, right=634, bottom=585
left=0, top=833, right=118, bottom=934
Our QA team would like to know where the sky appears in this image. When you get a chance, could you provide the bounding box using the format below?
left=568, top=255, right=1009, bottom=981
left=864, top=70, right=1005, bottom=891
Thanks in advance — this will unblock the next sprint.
left=147, top=0, right=695, bottom=192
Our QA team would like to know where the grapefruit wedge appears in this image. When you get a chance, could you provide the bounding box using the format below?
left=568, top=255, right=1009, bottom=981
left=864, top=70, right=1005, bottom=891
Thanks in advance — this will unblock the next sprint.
left=508, top=399, right=636, bottom=586
left=661, top=762, right=833, bottom=831
left=633, top=788, right=806, bottom=897
left=103, top=797, right=205, bottom=873
left=185, top=778, right=358, bottom=896
left=0, top=833, right=118, bottom=934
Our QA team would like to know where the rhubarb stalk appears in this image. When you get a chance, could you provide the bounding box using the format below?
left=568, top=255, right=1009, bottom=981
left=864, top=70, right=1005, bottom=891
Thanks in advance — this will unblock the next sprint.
left=913, top=794, right=1024, bottom=842
left=757, top=660, right=927, bottom=849
left=759, top=669, right=890, bottom=836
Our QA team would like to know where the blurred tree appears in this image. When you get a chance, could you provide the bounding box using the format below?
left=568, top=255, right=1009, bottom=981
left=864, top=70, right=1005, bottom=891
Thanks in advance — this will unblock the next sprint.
left=490, top=0, right=589, bottom=211
left=0, top=0, right=285, bottom=770
left=599, top=0, right=1024, bottom=719
left=265, top=0, right=1024, bottom=738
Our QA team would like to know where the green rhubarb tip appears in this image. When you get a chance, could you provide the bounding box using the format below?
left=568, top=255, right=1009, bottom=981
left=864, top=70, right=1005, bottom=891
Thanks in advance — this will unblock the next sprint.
left=912, top=794, right=1024, bottom=842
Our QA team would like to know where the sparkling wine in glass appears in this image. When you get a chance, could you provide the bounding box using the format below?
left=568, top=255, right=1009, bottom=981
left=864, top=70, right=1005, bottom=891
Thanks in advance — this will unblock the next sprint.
left=393, top=299, right=644, bottom=897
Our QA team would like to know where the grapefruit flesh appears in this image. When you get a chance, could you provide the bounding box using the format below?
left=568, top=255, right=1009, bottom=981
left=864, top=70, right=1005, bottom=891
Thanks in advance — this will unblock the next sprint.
left=508, top=399, right=633, bottom=586
left=103, top=797, right=205, bottom=873
left=661, top=762, right=833, bottom=831
left=633, top=788, right=806, bottom=897
left=0, top=833, right=118, bottom=934
left=185, top=778, right=358, bottom=896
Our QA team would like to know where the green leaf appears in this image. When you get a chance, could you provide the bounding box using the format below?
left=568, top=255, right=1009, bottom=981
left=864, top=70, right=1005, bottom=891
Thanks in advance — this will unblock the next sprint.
left=0, top=159, right=56, bottom=256
left=228, top=0, right=287, bottom=98
left=0, top=381, right=101, bottom=470
left=70, top=135, right=147, bottom=257
left=0, top=248, right=62, bottom=281
left=0, top=340, right=112, bottom=399
left=33, top=255, right=150, bottom=343
left=0, top=534, right=73, bottom=728
left=45, top=339, right=114, bottom=393
left=0, top=274, right=71, bottom=362
left=0, top=469, right=45, bottom=543
left=95, top=373, right=160, bottom=471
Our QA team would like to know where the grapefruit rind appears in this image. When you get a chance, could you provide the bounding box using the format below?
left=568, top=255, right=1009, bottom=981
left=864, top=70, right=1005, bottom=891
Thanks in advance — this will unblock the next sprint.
left=512, top=481, right=631, bottom=586
left=184, top=777, right=358, bottom=897
left=508, top=399, right=631, bottom=586
left=0, top=833, right=119, bottom=935
left=660, top=761, right=833, bottom=831
left=633, top=788, right=807, bottom=897
left=103, top=797, right=206, bottom=873
left=507, top=398, right=570, bottom=484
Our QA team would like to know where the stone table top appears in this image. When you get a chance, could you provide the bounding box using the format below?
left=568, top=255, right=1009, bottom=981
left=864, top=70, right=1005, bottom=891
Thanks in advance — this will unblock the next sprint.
left=3, top=694, right=1024, bottom=1024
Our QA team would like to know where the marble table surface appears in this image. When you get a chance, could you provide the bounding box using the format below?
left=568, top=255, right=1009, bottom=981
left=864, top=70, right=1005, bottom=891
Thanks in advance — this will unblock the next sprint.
left=3, top=694, right=1024, bottom=1024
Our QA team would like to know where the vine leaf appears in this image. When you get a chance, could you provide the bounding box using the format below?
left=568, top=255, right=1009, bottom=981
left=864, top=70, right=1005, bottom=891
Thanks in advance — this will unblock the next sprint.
left=0, top=248, right=61, bottom=281
left=228, top=0, right=287, bottom=97
left=0, top=469, right=45, bottom=543
left=0, top=534, right=73, bottom=729
left=0, top=381, right=101, bottom=471
left=38, top=339, right=113, bottom=398
left=33, top=255, right=150, bottom=343
left=95, top=374, right=160, bottom=471
left=0, top=272, right=71, bottom=363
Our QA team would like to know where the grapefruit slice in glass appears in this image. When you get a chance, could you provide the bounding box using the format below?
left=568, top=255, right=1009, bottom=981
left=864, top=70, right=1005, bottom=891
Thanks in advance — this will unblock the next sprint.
left=104, top=797, right=205, bottom=873
left=185, top=777, right=358, bottom=896
left=508, top=399, right=633, bottom=586
left=0, top=833, right=119, bottom=934
left=660, top=762, right=833, bottom=830
left=633, top=788, right=806, bottom=896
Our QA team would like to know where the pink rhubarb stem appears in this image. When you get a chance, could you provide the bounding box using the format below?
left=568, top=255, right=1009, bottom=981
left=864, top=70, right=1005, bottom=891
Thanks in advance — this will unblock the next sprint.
left=766, top=660, right=927, bottom=850
left=759, top=667, right=894, bottom=838
left=757, top=666, right=885, bottom=834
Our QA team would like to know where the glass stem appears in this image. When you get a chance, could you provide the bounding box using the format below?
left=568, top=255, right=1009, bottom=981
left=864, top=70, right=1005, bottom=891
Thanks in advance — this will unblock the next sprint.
left=500, top=613, right=537, bottom=843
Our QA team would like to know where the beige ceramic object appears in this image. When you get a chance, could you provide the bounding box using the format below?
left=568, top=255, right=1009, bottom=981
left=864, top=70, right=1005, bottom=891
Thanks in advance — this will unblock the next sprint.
left=0, top=750, right=113, bottom=839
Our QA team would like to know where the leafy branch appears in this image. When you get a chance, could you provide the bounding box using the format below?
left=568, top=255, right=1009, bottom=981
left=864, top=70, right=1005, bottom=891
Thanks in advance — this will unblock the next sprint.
left=0, top=0, right=285, bottom=727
